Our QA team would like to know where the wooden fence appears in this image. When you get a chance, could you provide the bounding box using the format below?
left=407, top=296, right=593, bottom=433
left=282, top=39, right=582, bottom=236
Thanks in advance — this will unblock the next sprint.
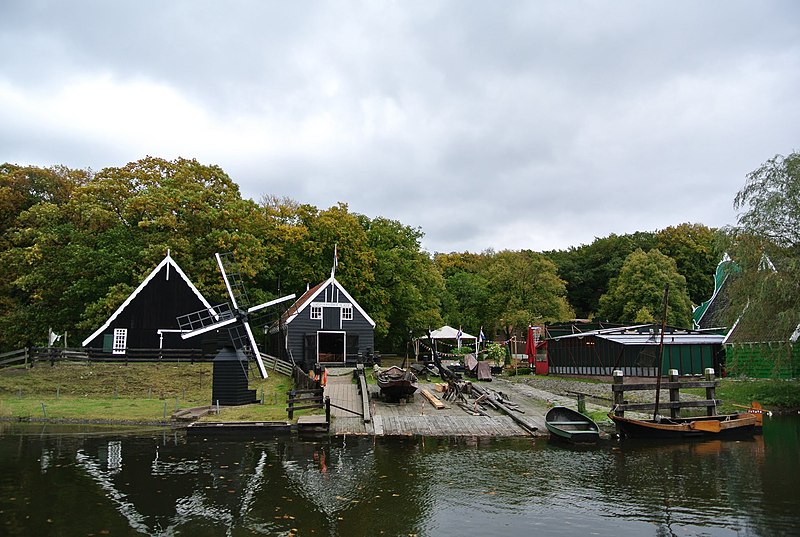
left=612, top=368, right=721, bottom=419
left=0, top=347, right=296, bottom=379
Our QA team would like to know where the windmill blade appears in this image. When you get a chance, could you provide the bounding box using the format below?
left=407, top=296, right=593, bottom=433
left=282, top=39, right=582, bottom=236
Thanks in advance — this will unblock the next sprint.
left=247, top=293, right=296, bottom=314
left=216, top=253, right=240, bottom=310
left=242, top=321, right=269, bottom=379
left=181, top=316, right=238, bottom=340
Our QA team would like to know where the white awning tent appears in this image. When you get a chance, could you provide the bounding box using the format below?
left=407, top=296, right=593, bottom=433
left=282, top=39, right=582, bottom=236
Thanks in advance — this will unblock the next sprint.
left=414, top=325, right=478, bottom=359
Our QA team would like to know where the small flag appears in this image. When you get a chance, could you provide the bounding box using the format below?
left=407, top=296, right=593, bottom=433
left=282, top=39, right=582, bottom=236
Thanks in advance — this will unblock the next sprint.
left=331, top=243, right=338, bottom=278
left=479, top=327, right=486, bottom=342
left=456, top=326, right=463, bottom=348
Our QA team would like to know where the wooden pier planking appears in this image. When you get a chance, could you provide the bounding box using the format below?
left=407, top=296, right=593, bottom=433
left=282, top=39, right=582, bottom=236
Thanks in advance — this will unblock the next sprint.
left=320, top=367, right=552, bottom=437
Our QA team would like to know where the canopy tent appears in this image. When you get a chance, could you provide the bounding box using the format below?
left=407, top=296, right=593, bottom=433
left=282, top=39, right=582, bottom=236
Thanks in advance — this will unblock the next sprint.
left=414, top=325, right=478, bottom=359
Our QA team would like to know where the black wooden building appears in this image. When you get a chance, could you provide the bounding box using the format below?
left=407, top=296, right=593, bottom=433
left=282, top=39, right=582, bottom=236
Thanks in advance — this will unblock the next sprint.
left=271, top=275, right=375, bottom=372
left=547, top=324, right=725, bottom=377
left=81, top=253, right=214, bottom=356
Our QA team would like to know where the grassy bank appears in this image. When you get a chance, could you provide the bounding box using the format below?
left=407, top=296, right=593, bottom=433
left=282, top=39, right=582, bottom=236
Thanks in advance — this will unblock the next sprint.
left=0, top=362, right=301, bottom=423
left=697, top=377, right=800, bottom=412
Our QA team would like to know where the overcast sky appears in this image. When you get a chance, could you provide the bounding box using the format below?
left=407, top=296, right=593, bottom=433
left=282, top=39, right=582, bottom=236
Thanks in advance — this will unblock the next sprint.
left=1, top=1, right=798, bottom=253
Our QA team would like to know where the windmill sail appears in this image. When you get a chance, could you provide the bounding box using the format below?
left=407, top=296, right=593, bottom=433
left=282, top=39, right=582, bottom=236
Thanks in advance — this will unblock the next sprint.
left=177, top=253, right=295, bottom=380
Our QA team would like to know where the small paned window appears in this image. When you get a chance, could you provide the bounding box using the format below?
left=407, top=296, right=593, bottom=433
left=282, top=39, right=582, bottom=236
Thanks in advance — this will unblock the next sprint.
left=342, top=305, right=353, bottom=321
left=310, top=304, right=322, bottom=320
left=112, top=328, right=127, bottom=355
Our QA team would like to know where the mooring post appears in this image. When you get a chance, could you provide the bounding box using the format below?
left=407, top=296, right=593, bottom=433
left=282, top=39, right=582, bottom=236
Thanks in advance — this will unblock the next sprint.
left=41, top=402, right=46, bottom=418
left=669, top=369, right=680, bottom=418
left=325, top=396, right=331, bottom=424
left=612, top=370, right=624, bottom=418
left=577, top=393, right=586, bottom=414
left=288, top=389, right=296, bottom=420
left=163, top=401, right=167, bottom=420
left=705, top=368, right=716, bottom=416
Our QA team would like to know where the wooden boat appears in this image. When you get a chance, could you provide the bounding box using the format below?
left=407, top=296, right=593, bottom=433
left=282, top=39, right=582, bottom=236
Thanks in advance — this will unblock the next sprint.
left=608, top=412, right=759, bottom=439
left=376, top=365, right=418, bottom=401
left=545, top=406, right=600, bottom=443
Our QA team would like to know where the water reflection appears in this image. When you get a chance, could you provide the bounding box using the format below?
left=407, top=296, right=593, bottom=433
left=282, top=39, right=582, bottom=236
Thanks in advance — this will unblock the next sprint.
left=0, top=417, right=799, bottom=536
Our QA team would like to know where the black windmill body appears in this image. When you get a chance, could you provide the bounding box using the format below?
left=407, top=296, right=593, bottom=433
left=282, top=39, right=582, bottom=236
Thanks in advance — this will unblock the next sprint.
left=177, top=253, right=295, bottom=406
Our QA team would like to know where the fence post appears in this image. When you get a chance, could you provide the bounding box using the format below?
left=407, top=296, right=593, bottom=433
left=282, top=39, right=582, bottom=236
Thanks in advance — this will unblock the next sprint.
left=705, top=368, right=716, bottom=416
left=288, top=389, right=296, bottom=420
left=612, top=369, right=624, bottom=418
left=325, top=395, right=331, bottom=424
left=669, top=369, right=680, bottom=418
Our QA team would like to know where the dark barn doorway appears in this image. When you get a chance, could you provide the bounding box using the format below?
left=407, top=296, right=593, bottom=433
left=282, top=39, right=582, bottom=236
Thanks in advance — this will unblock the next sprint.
left=318, top=331, right=345, bottom=362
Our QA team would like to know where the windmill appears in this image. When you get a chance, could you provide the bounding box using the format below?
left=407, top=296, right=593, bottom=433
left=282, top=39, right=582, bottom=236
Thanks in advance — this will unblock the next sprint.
left=177, top=253, right=295, bottom=379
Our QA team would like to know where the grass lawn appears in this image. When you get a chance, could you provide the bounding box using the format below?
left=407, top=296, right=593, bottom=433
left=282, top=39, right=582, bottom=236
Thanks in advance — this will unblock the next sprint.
left=0, top=362, right=314, bottom=423
left=686, top=377, right=800, bottom=412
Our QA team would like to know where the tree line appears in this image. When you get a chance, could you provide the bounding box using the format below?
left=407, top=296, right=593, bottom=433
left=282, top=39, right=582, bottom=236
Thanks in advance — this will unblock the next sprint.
left=1, top=152, right=796, bottom=352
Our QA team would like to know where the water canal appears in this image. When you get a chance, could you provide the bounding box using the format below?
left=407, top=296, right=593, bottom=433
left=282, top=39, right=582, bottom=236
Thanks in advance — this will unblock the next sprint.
left=1, top=416, right=798, bottom=536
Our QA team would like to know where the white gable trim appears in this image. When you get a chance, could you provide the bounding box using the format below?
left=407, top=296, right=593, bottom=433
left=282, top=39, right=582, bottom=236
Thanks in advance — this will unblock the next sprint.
left=81, top=254, right=213, bottom=347
left=289, top=276, right=376, bottom=328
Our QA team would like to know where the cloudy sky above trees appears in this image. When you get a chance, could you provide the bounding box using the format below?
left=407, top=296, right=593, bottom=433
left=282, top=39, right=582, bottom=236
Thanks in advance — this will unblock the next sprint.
left=1, top=1, right=798, bottom=253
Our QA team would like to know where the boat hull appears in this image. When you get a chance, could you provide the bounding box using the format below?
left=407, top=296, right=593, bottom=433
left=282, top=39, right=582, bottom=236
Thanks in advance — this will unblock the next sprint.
left=609, top=413, right=757, bottom=439
left=545, top=406, right=600, bottom=443
left=376, top=366, right=418, bottom=402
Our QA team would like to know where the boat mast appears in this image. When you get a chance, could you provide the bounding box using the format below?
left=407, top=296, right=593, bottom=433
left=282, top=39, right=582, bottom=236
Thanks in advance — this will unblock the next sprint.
left=653, top=284, right=669, bottom=420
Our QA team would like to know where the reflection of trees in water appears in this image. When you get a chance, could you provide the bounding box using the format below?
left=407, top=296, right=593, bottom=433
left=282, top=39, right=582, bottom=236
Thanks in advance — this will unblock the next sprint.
left=5, top=420, right=800, bottom=536
left=597, top=438, right=766, bottom=532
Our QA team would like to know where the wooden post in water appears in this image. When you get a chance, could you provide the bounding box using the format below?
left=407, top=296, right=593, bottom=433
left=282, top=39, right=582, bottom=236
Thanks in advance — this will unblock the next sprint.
left=705, top=368, right=716, bottom=416
left=325, top=396, right=331, bottom=424
left=669, top=369, right=680, bottom=418
left=612, top=370, right=624, bottom=417
left=653, top=284, right=669, bottom=421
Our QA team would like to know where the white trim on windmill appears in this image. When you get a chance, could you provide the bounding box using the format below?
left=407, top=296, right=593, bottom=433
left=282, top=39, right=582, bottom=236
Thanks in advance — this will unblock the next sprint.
left=179, top=252, right=295, bottom=379
left=81, top=252, right=214, bottom=347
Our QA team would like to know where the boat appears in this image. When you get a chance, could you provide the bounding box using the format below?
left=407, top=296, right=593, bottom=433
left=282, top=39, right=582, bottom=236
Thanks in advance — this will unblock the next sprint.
left=545, top=406, right=600, bottom=443
left=608, top=412, right=759, bottom=439
left=375, top=365, right=418, bottom=401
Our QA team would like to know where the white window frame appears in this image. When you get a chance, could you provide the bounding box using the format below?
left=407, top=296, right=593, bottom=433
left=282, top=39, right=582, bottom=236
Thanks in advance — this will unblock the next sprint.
left=112, top=328, right=127, bottom=355
left=341, top=304, right=353, bottom=321
left=310, top=304, right=323, bottom=320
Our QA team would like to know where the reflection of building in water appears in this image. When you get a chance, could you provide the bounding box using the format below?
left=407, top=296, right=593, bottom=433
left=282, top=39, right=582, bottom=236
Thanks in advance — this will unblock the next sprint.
left=282, top=439, right=377, bottom=522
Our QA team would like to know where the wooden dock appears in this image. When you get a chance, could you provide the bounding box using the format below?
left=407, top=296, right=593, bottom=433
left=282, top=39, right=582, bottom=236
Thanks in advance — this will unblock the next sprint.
left=324, top=367, right=548, bottom=437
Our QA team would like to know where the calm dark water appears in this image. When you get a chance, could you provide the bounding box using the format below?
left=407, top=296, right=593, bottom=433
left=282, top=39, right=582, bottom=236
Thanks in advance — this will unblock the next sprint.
left=1, top=416, right=799, bottom=536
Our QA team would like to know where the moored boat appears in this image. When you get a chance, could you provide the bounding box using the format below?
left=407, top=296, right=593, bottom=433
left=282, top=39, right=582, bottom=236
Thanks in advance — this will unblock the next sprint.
left=545, top=406, right=600, bottom=443
left=608, top=412, right=759, bottom=439
left=376, top=365, right=418, bottom=402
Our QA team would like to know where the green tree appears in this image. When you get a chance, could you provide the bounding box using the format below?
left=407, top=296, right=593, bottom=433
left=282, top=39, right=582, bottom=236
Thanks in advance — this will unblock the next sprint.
left=655, top=223, right=718, bottom=305
left=485, top=250, right=574, bottom=341
left=719, top=151, right=800, bottom=340
left=363, top=217, right=444, bottom=351
left=597, top=248, right=692, bottom=327
left=545, top=232, right=656, bottom=318
left=0, top=157, right=268, bottom=349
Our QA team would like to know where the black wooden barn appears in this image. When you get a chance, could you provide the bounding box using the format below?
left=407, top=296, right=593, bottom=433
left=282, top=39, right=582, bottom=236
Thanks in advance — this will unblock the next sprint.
left=547, top=324, right=725, bottom=377
left=271, top=275, right=375, bottom=372
left=81, top=253, right=214, bottom=357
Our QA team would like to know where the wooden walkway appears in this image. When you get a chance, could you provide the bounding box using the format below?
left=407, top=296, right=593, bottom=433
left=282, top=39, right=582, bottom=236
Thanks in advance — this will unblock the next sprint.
left=324, top=369, right=368, bottom=435
left=373, top=415, right=529, bottom=436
